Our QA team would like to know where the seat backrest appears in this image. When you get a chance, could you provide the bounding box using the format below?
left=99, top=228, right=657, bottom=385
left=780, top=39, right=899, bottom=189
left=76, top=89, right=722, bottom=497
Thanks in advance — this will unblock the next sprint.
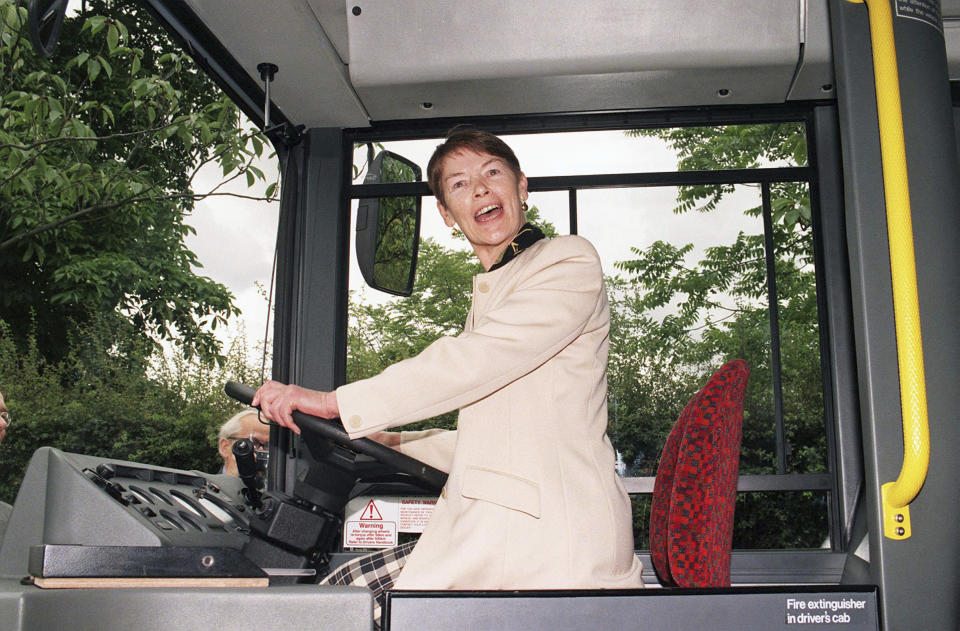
left=649, top=359, right=750, bottom=587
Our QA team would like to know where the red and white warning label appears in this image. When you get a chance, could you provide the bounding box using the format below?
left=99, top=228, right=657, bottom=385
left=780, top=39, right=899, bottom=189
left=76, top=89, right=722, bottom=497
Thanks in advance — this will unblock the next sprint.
left=343, top=496, right=438, bottom=549
left=344, top=499, right=397, bottom=548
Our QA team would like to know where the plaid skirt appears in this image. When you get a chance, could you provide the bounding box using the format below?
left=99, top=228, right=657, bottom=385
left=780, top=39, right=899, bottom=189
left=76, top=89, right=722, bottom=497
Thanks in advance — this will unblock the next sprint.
left=320, top=540, right=417, bottom=630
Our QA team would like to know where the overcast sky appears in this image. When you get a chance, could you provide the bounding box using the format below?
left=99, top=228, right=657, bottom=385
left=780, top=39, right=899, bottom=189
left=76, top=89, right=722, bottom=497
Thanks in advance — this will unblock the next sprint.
left=185, top=130, right=759, bottom=364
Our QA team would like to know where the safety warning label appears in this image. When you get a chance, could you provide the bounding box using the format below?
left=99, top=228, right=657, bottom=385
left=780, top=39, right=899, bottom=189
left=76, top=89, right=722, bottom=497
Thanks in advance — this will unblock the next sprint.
left=344, top=498, right=397, bottom=548
left=398, top=497, right=436, bottom=532
left=896, top=0, right=942, bottom=32
left=343, top=496, right=437, bottom=549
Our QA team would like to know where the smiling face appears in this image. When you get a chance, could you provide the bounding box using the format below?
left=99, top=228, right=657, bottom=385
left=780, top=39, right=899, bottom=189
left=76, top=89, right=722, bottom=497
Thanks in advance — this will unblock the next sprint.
left=436, top=149, right=528, bottom=270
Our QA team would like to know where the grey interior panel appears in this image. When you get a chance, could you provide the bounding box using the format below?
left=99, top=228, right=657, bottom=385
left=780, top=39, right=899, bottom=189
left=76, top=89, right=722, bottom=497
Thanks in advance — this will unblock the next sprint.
left=0, top=580, right=372, bottom=631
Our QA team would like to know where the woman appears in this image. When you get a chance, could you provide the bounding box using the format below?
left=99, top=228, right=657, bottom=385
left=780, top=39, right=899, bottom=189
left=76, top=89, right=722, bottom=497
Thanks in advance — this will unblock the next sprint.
left=253, top=129, right=643, bottom=620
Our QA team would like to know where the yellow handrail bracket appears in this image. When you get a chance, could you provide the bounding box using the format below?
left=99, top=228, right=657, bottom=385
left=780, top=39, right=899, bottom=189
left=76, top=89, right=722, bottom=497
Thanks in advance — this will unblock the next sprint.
left=881, top=482, right=912, bottom=540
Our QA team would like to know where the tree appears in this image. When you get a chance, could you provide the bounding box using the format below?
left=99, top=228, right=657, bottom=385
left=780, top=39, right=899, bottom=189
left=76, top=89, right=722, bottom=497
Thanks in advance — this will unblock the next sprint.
left=0, top=0, right=275, bottom=363
left=0, top=314, right=256, bottom=503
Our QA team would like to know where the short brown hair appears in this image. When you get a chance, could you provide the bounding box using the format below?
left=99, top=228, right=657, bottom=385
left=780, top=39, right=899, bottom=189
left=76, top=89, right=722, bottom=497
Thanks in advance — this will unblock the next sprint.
left=427, top=129, right=522, bottom=206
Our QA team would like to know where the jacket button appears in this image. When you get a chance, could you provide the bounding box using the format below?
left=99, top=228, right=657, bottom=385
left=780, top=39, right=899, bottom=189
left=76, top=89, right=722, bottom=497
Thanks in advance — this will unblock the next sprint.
left=347, top=415, right=363, bottom=428
left=477, top=281, right=489, bottom=293
left=441, top=487, right=447, bottom=498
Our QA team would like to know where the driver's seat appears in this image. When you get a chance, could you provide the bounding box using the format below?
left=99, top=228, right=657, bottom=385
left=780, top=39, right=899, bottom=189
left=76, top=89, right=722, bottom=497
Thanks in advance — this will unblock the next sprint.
left=648, top=359, right=749, bottom=588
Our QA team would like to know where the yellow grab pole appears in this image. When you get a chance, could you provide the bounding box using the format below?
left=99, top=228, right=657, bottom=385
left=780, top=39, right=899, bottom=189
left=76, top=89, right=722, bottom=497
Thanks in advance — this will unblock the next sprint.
left=846, top=0, right=931, bottom=540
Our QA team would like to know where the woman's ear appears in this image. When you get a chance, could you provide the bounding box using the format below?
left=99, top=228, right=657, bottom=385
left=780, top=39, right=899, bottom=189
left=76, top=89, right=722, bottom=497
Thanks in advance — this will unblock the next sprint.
left=437, top=200, right=456, bottom=227
left=518, top=172, right=529, bottom=201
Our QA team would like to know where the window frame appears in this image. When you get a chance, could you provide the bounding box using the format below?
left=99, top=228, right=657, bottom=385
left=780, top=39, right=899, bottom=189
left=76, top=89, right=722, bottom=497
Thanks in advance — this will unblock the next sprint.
left=344, top=103, right=860, bottom=575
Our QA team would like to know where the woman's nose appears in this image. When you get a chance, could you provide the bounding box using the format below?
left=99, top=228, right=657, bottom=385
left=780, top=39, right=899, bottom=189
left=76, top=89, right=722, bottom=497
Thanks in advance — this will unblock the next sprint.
left=472, top=179, right=489, bottom=197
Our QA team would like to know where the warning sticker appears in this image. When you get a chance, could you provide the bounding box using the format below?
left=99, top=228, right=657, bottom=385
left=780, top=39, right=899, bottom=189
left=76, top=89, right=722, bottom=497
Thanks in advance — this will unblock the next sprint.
left=896, top=0, right=942, bottom=33
left=343, top=496, right=438, bottom=549
left=344, top=498, right=397, bottom=548
left=398, top=497, right=437, bottom=533
left=344, top=518, right=398, bottom=548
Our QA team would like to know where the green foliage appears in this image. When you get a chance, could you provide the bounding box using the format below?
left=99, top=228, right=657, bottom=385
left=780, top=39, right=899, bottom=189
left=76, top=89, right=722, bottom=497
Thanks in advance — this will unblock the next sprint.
left=627, top=124, right=807, bottom=214
left=0, top=0, right=276, bottom=363
left=0, top=316, right=254, bottom=504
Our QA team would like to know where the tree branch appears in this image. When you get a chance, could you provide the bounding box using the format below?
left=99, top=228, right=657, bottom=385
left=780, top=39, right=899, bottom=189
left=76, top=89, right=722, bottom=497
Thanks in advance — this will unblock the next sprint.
left=0, top=191, right=276, bottom=250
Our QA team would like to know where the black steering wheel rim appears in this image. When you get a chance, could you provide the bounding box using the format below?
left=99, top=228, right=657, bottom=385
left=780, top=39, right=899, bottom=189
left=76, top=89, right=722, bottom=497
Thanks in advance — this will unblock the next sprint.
left=224, top=381, right=447, bottom=491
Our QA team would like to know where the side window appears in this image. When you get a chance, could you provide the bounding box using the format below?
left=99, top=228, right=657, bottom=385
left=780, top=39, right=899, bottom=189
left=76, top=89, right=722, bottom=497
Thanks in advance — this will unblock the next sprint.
left=579, top=124, right=828, bottom=550
left=347, top=124, right=830, bottom=550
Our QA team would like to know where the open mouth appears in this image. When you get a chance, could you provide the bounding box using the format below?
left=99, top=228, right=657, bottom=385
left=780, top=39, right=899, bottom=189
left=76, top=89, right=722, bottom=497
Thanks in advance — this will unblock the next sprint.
left=475, top=204, right=502, bottom=222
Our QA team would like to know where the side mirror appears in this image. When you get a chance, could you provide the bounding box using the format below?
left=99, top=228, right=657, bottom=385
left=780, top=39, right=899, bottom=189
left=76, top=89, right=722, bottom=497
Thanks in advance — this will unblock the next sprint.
left=355, top=151, right=422, bottom=296
left=27, top=0, right=68, bottom=58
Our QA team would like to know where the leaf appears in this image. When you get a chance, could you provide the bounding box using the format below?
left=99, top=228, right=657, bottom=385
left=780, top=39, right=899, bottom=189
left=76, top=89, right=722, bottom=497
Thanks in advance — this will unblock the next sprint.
left=107, top=24, right=119, bottom=51
left=785, top=208, right=800, bottom=227
left=87, top=59, right=101, bottom=82
left=71, top=52, right=91, bottom=69
left=265, top=182, right=277, bottom=198
left=97, top=55, right=113, bottom=79
left=89, top=16, right=107, bottom=36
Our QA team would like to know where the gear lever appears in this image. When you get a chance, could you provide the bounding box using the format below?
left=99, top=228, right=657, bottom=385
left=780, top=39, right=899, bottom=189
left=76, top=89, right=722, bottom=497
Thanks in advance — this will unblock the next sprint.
left=232, top=438, right=263, bottom=509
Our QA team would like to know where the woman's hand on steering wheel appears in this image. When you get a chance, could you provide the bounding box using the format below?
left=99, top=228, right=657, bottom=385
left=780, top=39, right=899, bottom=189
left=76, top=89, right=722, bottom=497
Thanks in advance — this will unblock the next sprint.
left=252, top=380, right=340, bottom=435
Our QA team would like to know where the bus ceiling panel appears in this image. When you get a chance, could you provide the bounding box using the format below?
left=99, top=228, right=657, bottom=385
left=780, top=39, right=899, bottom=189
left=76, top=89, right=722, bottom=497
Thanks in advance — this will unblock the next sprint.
left=354, top=68, right=798, bottom=121
left=346, top=1, right=805, bottom=120
left=182, top=0, right=368, bottom=128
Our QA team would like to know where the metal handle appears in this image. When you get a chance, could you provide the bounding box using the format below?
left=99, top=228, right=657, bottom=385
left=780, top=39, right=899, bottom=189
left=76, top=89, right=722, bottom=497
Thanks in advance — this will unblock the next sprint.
left=846, top=0, right=931, bottom=540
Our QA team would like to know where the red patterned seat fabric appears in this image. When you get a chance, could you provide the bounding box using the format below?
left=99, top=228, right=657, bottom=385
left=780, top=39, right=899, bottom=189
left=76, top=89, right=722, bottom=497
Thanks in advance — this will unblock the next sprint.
left=649, top=359, right=750, bottom=588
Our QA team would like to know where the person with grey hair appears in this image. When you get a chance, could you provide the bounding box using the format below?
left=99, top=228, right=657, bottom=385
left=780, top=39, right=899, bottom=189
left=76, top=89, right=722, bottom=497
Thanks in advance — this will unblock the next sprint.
left=217, top=408, right=270, bottom=476
left=0, top=390, right=11, bottom=542
left=0, top=390, right=9, bottom=445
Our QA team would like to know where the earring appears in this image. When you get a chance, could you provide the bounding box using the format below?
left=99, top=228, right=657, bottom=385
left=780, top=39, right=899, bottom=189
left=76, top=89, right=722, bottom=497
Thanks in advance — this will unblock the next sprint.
left=451, top=227, right=461, bottom=237
left=521, top=201, right=529, bottom=212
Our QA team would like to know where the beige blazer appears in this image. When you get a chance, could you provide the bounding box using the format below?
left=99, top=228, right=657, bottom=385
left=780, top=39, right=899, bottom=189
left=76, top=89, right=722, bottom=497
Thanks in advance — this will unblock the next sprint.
left=336, top=235, right=644, bottom=590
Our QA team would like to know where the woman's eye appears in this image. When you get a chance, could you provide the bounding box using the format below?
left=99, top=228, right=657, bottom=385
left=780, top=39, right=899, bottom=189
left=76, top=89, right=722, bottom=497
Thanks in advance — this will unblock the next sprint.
left=451, top=180, right=466, bottom=190
left=487, top=168, right=500, bottom=176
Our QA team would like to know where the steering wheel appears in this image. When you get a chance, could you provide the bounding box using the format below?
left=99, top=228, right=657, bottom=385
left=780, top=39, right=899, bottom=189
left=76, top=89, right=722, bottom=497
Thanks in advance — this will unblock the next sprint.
left=225, top=381, right=448, bottom=491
